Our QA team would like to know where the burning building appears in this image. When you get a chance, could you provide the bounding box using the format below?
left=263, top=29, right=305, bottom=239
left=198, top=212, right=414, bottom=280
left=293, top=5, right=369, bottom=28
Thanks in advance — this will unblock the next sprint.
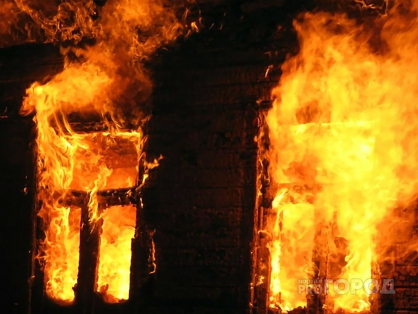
left=1, top=0, right=418, bottom=313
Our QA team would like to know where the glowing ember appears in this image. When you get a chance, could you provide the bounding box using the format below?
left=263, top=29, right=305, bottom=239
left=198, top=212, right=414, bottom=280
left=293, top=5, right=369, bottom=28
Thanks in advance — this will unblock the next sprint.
left=69, top=132, right=141, bottom=191
left=97, top=205, right=137, bottom=302
left=266, top=2, right=418, bottom=312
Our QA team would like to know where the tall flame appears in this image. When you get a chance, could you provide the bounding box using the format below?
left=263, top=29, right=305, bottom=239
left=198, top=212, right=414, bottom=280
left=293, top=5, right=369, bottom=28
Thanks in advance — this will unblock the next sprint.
left=266, top=1, right=418, bottom=312
left=97, top=205, right=137, bottom=302
left=19, top=0, right=180, bottom=305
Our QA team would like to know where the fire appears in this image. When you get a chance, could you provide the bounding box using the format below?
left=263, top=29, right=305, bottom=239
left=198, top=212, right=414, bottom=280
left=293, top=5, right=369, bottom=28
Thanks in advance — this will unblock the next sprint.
left=41, top=206, right=81, bottom=303
left=97, top=205, right=137, bottom=302
left=23, top=67, right=144, bottom=304
left=266, top=2, right=418, bottom=312
left=19, top=0, right=180, bottom=305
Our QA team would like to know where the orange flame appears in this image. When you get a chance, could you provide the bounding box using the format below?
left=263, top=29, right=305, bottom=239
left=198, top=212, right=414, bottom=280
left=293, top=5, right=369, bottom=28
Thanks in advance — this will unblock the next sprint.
left=19, top=0, right=180, bottom=305
left=40, top=206, right=81, bottom=304
left=266, top=2, right=418, bottom=312
left=23, top=68, right=144, bottom=303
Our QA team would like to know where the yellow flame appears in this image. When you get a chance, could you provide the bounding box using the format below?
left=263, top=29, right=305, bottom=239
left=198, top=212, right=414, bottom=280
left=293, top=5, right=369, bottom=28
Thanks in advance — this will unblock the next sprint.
left=40, top=206, right=81, bottom=304
left=97, top=205, right=136, bottom=302
left=266, top=3, right=418, bottom=312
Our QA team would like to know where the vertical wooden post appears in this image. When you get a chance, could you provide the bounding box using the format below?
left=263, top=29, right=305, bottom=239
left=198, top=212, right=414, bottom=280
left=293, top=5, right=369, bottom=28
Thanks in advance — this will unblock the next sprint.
left=76, top=198, right=101, bottom=314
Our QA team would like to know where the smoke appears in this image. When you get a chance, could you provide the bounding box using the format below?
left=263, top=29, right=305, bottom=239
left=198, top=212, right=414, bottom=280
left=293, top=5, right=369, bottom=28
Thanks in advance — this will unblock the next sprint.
left=18, top=0, right=182, bottom=129
left=0, top=0, right=94, bottom=47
